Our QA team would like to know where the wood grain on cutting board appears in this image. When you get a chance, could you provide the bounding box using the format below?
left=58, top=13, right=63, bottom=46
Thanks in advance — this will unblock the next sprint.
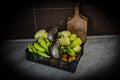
left=67, top=6, right=88, bottom=43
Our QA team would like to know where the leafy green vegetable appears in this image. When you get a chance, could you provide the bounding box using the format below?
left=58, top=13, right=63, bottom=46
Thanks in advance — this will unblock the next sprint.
left=34, top=29, right=47, bottom=39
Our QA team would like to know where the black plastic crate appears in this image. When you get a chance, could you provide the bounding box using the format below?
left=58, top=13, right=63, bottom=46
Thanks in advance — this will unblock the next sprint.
left=25, top=44, right=84, bottom=73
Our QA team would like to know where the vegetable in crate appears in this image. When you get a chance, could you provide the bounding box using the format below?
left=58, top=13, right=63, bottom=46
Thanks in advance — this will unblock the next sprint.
left=38, top=38, right=50, bottom=54
left=72, top=45, right=81, bottom=53
left=48, top=27, right=58, bottom=42
left=33, top=42, right=46, bottom=52
left=48, top=20, right=64, bottom=42
left=60, top=30, right=71, bottom=37
left=68, top=56, right=76, bottom=62
left=27, top=28, right=53, bottom=58
left=57, top=30, right=83, bottom=62
left=28, top=42, right=50, bottom=58
left=34, top=29, right=47, bottom=39
left=45, top=38, right=51, bottom=47
left=27, top=28, right=83, bottom=62
left=28, top=43, right=37, bottom=53
left=66, top=46, right=75, bottom=56
left=61, top=53, right=76, bottom=62
left=28, top=44, right=33, bottom=53
left=70, top=38, right=82, bottom=47
left=61, top=54, right=68, bottom=61
left=60, top=46, right=67, bottom=53
left=70, top=34, right=77, bottom=41
left=50, top=40, right=61, bottom=58
left=58, top=37, right=70, bottom=46
left=37, top=50, right=50, bottom=58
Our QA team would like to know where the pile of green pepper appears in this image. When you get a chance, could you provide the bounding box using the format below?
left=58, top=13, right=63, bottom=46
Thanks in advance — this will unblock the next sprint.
left=28, top=38, right=51, bottom=58
left=58, top=30, right=82, bottom=56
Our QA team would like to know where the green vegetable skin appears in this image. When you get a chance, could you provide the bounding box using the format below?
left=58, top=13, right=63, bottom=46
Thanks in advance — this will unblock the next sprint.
left=63, top=48, right=67, bottom=53
left=29, top=44, right=37, bottom=53
left=45, top=38, right=51, bottom=47
left=38, top=38, right=49, bottom=54
left=72, top=45, right=81, bottom=53
left=34, top=29, right=47, bottom=39
left=60, top=31, right=71, bottom=37
left=28, top=44, right=33, bottom=52
left=70, top=34, right=77, bottom=41
left=66, top=46, right=75, bottom=56
left=34, top=42, right=46, bottom=52
left=43, top=32, right=48, bottom=38
left=51, top=47, right=60, bottom=58
left=70, top=38, right=82, bottom=47
left=57, top=32, right=61, bottom=38
left=58, top=37, right=70, bottom=46
left=38, top=50, right=50, bottom=58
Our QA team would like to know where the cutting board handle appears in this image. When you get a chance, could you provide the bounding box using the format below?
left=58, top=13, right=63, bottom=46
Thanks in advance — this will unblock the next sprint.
left=75, top=6, right=79, bottom=16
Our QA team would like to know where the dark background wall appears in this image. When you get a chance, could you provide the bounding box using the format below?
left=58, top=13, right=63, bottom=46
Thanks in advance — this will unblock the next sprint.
left=1, top=0, right=120, bottom=40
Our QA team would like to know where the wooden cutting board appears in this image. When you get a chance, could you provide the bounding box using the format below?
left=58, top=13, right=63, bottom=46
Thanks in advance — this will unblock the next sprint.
left=67, top=6, right=88, bottom=43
